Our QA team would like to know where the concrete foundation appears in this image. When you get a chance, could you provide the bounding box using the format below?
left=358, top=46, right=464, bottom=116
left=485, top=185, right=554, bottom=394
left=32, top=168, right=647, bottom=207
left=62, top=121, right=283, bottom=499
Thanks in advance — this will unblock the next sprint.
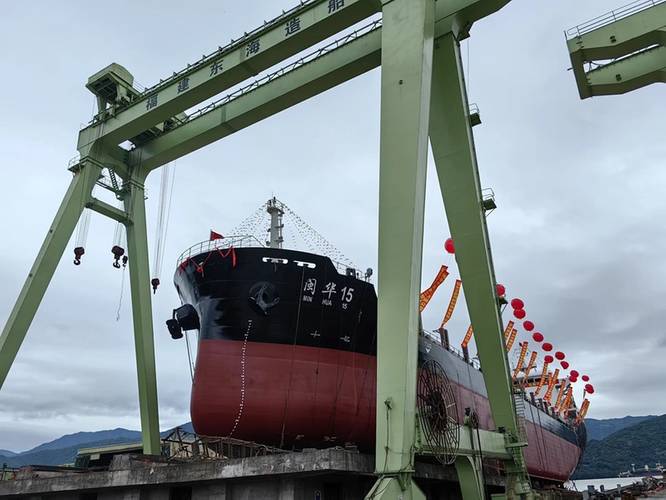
left=0, top=449, right=505, bottom=499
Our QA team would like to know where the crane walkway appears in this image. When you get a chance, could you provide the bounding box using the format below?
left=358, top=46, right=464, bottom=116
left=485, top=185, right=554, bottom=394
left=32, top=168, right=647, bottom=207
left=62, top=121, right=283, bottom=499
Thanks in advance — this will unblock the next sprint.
left=566, top=0, right=666, bottom=98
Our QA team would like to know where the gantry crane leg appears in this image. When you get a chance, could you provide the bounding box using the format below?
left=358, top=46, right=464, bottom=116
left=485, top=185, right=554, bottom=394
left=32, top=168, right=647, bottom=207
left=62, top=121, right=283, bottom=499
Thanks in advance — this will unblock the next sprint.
left=429, top=33, right=532, bottom=499
left=123, top=167, right=161, bottom=455
left=0, top=162, right=101, bottom=388
left=0, top=157, right=161, bottom=456
left=365, top=0, right=434, bottom=498
left=456, top=456, right=486, bottom=500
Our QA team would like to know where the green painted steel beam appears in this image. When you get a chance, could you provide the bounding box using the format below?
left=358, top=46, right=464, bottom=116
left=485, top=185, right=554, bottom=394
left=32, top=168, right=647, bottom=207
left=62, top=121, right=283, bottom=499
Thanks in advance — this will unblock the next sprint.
left=429, top=33, right=531, bottom=497
left=77, top=0, right=379, bottom=150
left=123, top=169, right=161, bottom=455
left=566, top=2, right=666, bottom=98
left=455, top=456, right=486, bottom=500
left=585, top=44, right=666, bottom=95
left=86, top=197, right=131, bottom=224
left=131, top=25, right=382, bottom=171
left=91, top=0, right=511, bottom=170
left=128, top=0, right=512, bottom=172
left=0, top=163, right=101, bottom=388
left=420, top=426, right=511, bottom=460
left=368, top=0, right=434, bottom=498
left=435, top=0, right=510, bottom=38
left=567, top=3, right=666, bottom=60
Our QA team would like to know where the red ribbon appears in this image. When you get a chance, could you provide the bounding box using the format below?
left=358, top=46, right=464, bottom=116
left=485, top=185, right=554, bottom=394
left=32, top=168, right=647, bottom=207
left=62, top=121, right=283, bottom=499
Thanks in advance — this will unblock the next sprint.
left=179, top=245, right=237, bottom=274
left=217, top=246, right=237, bottom=268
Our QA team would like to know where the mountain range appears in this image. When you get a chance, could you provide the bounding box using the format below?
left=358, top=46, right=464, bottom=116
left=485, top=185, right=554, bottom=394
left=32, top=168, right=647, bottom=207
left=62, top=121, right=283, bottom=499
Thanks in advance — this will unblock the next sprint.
left=583, top=415, right=656, bottom=442
left=0, top=423, right=194, bottom=468
left=2, top=416, right=664, bottom=478
left=573, top=414, right=666, bottom=479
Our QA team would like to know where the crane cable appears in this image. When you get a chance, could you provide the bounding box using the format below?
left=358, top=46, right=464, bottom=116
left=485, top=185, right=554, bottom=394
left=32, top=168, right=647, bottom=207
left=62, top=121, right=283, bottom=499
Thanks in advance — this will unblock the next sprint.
left=151, top=162, right=177, bottom=293
left=73, top=186, right=96, bottom=265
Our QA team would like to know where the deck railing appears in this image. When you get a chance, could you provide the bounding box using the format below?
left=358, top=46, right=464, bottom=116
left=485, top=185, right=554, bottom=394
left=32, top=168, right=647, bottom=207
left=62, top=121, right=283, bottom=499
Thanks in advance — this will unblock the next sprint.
left=566, top=0, right=665, bottom=38
left=176, top=236, right=366, bottom=279
left=176, top=235, right=264, bottom=266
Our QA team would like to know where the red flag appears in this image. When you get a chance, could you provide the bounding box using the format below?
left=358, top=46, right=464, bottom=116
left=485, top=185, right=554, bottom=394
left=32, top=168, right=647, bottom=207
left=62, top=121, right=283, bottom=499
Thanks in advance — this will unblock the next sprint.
left=210, top=230, right=224, bottom=241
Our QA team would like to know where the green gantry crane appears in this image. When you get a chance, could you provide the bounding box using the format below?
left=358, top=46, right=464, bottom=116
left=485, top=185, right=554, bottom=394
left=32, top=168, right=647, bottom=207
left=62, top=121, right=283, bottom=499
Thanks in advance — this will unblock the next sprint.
left=566, top=0, right=666, bottom=98
left=0, top=1, right=535, bottom=498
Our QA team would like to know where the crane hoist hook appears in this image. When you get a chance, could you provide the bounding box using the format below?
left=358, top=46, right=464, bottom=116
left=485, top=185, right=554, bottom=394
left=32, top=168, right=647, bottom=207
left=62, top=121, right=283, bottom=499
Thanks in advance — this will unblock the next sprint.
left=111, top=245, right=125, bottom=269
left=73, top=246, right=85, bottom=266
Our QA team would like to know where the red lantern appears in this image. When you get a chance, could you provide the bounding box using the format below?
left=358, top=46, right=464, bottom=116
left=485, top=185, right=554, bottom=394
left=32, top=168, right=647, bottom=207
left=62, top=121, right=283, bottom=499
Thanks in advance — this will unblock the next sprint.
left=585, top=383, right=595, bottom=394
left=513, top=308, right=526, bottom=319
left=569, top=376, right=578, bottom=383
left=570, top=370, right=579, bottom=378
left=542, top=342, right=553, bottom=352
left=496, top=284, right=506, bottom=297
left=555, top=351, right=565, bottom=361
left=582, top=375, right=590, bottom=382
left=510, top=298, right=524, bottom=310
left=532, top=332, right=544, bottom=342
left=444, top=238, right=455, bottom=254
left=523, top=320, right=535, bottom=331
left=544, top=355, right=554, bottom=364
left=561, top=361, right=570, bottom=369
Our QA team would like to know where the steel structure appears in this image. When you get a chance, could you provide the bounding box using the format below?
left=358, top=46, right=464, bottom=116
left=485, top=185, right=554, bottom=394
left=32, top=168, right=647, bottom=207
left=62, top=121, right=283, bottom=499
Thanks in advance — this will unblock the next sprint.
left=0, top=0, right=533, bottom=498
left=566, top=0, right=666, bottom=98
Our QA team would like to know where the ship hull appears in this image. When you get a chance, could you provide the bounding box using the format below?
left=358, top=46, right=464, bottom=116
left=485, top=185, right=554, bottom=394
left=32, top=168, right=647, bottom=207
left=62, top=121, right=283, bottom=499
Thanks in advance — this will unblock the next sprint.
left=191, top=338, right=582, bottom=483
left=175, top=246, right=584, bottom=484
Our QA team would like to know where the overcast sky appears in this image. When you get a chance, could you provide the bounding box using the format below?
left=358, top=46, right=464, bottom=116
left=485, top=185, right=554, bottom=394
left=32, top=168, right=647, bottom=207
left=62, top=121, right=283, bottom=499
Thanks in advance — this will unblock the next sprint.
left=1, top=0, right=664, bottom=452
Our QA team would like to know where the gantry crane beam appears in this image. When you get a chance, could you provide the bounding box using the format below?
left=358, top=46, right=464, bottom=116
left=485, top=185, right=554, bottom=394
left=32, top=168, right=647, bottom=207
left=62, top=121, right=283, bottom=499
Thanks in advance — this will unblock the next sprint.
left=584, top=45, right=666, bottom=96
left=130, top=23, right=382, bottom=171
left=566, top=0, right=666, bottom=98
left=126, top=0, right=512, bottom=172
left=78, top=0, right=510, bottom=154
left=76, top=0, right=379, bottom=150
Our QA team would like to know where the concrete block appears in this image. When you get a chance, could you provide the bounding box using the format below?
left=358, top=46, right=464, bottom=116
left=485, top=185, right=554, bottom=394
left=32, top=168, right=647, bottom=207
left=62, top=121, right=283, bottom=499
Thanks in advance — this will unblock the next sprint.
left=99, top=488, right=141, bottom=500
left=192, top=482, right=228, bottom=499
left=278, top=479, right=296, bottom=500
left=143, top=487, right=171, bottom=500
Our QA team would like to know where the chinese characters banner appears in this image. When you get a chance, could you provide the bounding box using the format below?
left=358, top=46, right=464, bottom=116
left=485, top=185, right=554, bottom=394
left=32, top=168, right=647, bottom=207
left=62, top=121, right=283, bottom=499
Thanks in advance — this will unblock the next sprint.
left=544, top=368, right=560, bottom=403
left=419, top=265, right=449, bottom=312
left=505, top=328, right=518, bottom=351
left=535, top=363, right=549, bottom=396
left=440, top=279, right=462, bottom=327
left=554, top=381, right=569, bottom=411
left=576, top=399, right=591, bottom=424
left=461, top=324, right=474, bottom=349
left=512, top=342, right=529, bottom=379
left=523, top=351, right=538, bottom=379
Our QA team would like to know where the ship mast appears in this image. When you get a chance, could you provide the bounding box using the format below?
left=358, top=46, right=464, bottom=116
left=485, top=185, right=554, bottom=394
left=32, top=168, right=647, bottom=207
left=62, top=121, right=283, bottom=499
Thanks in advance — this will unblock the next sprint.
left=266, top=197, right=284, bottom=249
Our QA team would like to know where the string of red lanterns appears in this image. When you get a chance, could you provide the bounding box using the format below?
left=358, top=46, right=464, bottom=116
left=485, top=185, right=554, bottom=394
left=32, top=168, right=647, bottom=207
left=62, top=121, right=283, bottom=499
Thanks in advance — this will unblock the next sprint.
left=441, top=236, right=595, bottom=419
left=504, top=284, right=595, bottom=418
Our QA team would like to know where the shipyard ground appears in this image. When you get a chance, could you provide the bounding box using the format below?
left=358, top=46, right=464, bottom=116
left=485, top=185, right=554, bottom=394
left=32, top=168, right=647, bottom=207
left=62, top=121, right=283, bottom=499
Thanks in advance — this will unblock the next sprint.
left=0, top=448, right=581, bottom=500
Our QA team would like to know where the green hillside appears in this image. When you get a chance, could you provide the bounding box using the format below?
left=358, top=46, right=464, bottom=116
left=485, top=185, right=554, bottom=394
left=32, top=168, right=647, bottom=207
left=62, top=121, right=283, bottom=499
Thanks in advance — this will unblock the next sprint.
left=584, top=416, right=655, bottom=441
left=574, top=414, right=666, bottom=479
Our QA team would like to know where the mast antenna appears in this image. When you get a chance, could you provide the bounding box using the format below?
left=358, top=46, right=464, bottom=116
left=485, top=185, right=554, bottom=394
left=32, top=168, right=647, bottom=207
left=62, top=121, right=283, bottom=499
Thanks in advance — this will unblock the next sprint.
left=266, top=197, right=284, bottom=249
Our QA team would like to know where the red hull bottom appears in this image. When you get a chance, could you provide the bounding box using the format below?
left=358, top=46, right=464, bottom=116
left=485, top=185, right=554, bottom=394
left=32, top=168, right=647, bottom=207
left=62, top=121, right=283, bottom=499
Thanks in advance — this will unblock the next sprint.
left=191, top=340, right=581, bottom=482
left=192, top=340, right=377, bottom=447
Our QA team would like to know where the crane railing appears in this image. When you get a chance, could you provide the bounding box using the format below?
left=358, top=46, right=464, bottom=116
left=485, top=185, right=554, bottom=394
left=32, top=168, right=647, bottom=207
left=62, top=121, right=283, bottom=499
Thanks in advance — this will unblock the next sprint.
left=146, top=19, right=382, bottom=134
left=565, top=0, right=665, bottom=38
